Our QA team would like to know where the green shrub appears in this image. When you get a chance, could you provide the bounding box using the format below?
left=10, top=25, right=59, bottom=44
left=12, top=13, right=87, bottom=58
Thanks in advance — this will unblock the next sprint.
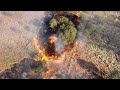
left=59, top=22, right=77, bottom=44
left=35, top=65, right=43, bottom=73
left=58, top=16, right=69, bottom=23
left=84, top=24, right=97, bottom=38
left=49, top=16, right=78, bottom=45
left=58, top=16, right=77, bottom=44
left=49, top=18, right=57, bottom=29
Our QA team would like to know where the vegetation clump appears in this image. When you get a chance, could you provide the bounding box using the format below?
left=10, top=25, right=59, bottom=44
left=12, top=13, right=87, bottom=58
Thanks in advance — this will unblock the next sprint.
left=49, top=15, right=78, bottom=45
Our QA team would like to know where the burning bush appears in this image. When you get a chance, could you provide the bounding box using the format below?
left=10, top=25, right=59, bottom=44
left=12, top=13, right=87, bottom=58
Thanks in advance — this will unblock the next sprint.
left=34, top=11, right=81, bottom=61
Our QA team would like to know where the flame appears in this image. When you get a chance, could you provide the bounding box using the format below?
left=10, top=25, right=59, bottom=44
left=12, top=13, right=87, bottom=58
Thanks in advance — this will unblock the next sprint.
left=33, top=36, right=48, bottom=61
left=33, top=33, right=79, bottom=62
left=49, top=35, right=57, bottom=44
left=33, top=36, right=58, bottom=61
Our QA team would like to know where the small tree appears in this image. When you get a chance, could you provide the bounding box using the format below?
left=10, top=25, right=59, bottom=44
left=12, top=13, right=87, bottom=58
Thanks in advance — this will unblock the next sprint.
left=59, top=21, right=77, bottom=44
left=49, top=16, right=77, bottom=45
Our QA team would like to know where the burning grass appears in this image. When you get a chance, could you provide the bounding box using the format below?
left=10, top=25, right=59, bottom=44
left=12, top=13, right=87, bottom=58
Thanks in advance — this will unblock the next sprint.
left=33, top=35, right=58, bottom=61
left=33, top=11, right=81, bottom=61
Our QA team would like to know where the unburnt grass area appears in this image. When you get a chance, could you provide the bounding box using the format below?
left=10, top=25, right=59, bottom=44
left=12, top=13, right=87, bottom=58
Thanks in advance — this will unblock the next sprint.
left=0, top=11, right=45, bottom=72
left=80, top=11, right=120, bottom=78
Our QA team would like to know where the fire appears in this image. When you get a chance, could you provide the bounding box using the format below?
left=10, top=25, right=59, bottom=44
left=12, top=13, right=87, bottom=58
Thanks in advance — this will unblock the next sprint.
left=33, top=36, right=48, bottom=61
left=33, top=36, right=58, bottom=61
left=49, top=35, right=57, bottom=44
left=33, top=34, right=79, bottom=62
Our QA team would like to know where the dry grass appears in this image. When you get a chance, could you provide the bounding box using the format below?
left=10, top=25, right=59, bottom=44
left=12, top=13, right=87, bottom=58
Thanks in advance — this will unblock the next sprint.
left=0, top=11, right=45, bottom=72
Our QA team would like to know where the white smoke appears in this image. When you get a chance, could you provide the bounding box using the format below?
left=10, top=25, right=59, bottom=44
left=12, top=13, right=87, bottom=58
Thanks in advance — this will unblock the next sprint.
left=54, top=35, right=64, bottom=55
left=76, top=31, right=88, bottom=49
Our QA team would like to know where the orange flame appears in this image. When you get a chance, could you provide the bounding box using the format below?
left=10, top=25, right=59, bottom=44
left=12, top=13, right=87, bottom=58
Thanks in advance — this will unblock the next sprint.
left=49, top=35, right=57, bottom=44
left=33, top=34, right=79, bottom=62
left=33, top=36, right=48, bottom=61
left=33, top=36, right=58, bottom=61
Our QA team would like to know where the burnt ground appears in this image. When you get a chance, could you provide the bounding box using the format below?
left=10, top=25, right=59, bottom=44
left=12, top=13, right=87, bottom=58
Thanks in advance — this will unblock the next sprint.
left=0, top=58, right=43, bottom=79
left=0, top=11, right=120, bottom=79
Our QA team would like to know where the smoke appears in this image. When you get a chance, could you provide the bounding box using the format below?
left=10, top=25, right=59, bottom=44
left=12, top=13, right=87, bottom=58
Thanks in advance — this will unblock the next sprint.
left=54, top=35, right=64, bottom=55
left=75, top=31, right=88, bottom=49
left=37, top=13, right=59, bottom=57
left=35, top=11, right=88, bottom=60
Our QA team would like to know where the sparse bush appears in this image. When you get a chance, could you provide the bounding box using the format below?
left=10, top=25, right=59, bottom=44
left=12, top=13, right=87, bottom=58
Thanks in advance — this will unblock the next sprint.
left=106, top=70, right=120, bottom=79
left=84, top=24, right=97, bottom=38
left=35, top=65, right=43, bottom=73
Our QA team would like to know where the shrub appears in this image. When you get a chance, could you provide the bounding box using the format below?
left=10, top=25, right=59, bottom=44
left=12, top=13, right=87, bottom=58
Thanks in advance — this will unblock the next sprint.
left=49, top=18, right=57, bottom=29
left=49, top=16, right=77, bottom=45
left=59, top=21, right=77, bottom=44
left=84, top=24, right=97, bottom=38
left=35, top=65, right=43, bottom=73
left=106, top=70, right=120, bottom=79
left=58, top=16, right=69, bottom=23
